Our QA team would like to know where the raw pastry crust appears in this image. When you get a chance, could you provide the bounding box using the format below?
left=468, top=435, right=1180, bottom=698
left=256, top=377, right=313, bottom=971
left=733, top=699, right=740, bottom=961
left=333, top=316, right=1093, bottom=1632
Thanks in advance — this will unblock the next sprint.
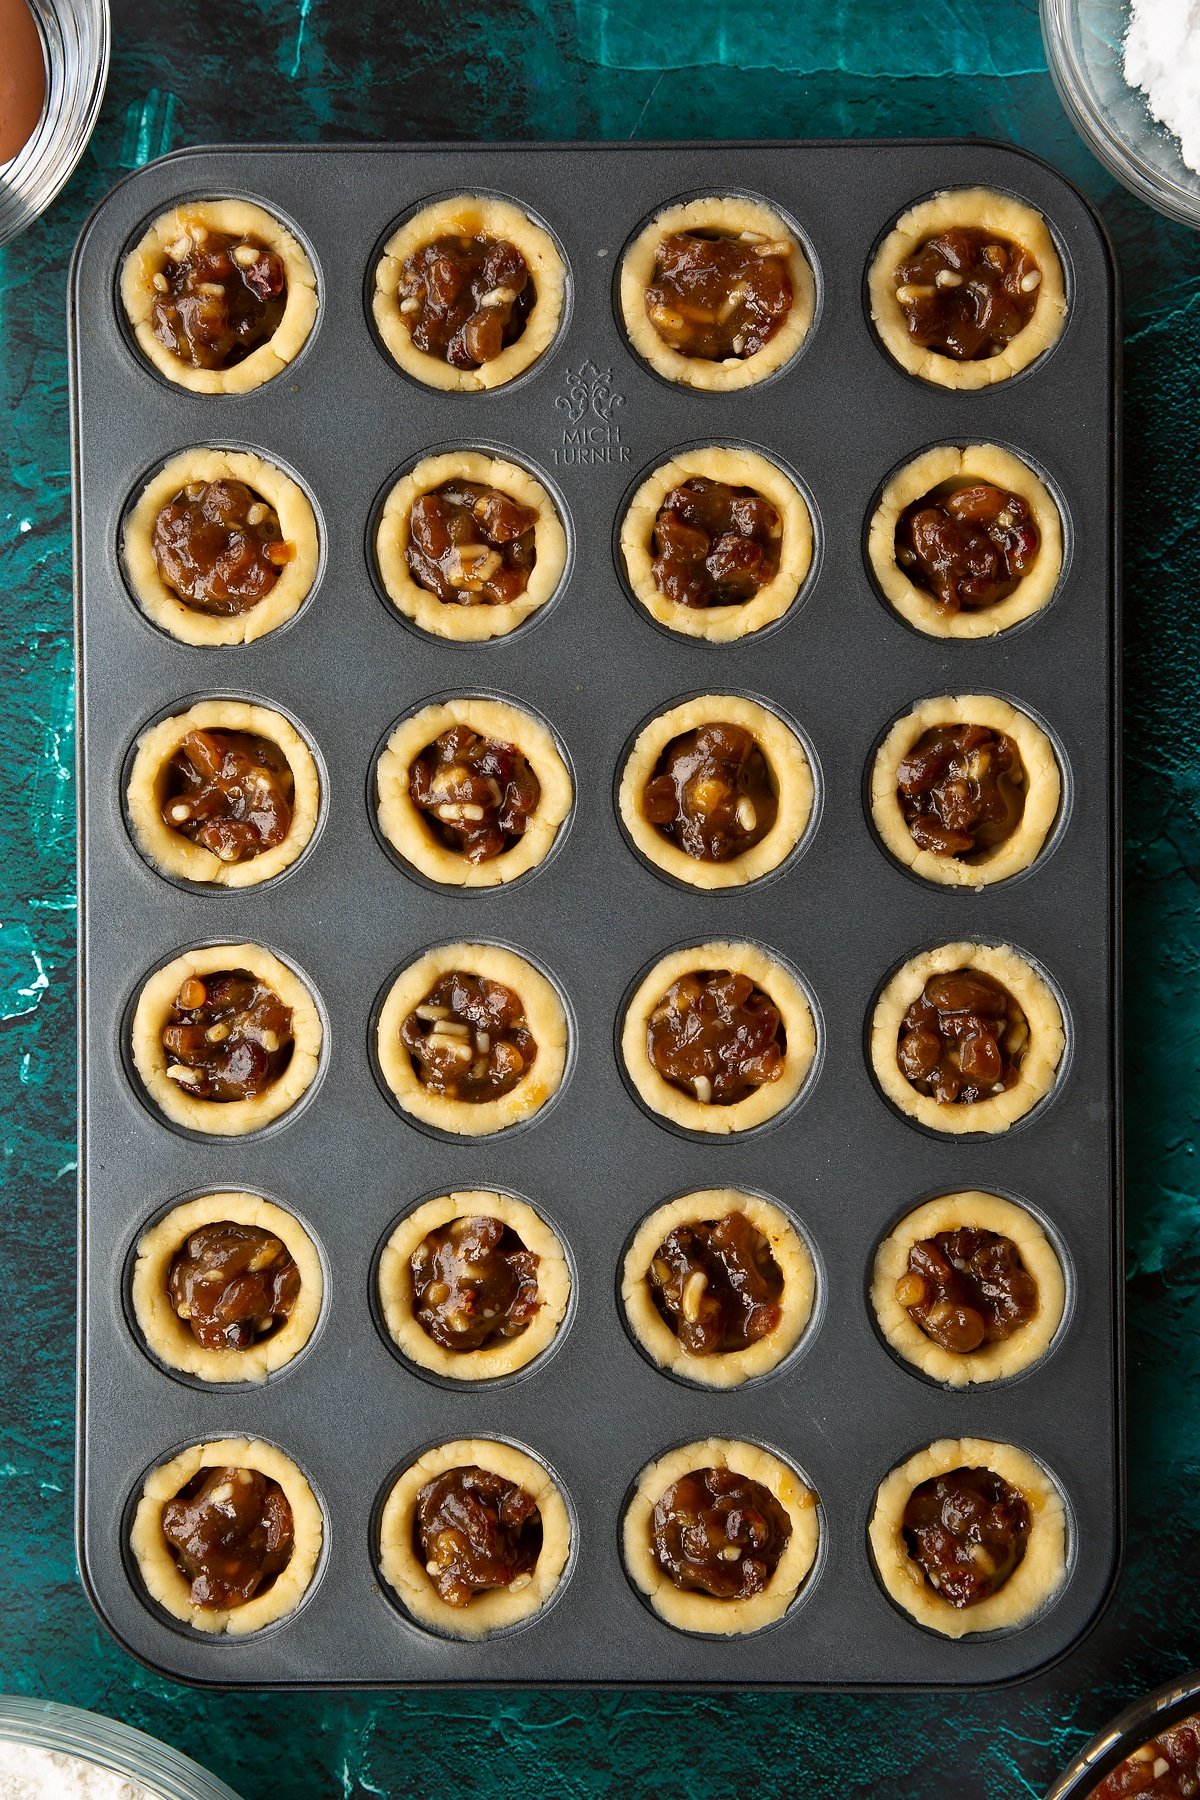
left=376, top=451, right=566, bottom=643
left=131, top=942, right=323, bottom=1137
left=622, top=1189, right=815, bottom=1387
left=123, top=448, right=320, bottom=648
left=127, top=699, right=320, bottom=888
left=621, top=447, right=812, bottom=642
left=378, top=1438, right=570, bottom=1637
left=871, top=1192, right=1065, bottom=1387
left=377, top=697, right=572, bottom=888
left=619, top=694, right=813, bottom=889
left=132, top=1192, right=323, bottom=1384
left=623, top=1437, right=819, bottom=1635
left=870, top=694, right=1060, bottom=887
left=868, top=1436, right=1067, bottom=1637
left=868, top=189, right=1066, bottom=390
left=372, top=195, right=566, bottom=392
left=621, top=941, right=816, bottom=1135
left=870, top=941, right=1065, bottom=1135
left=378, top=1190, right=570, bottom=1380
left=130, top=1436, right=323, bottom=1635
left=868, top=444, right=1063, bottom=640
left=120, top=200, right=318, bottom=395
left=376, top=942, right=568, bottom=1137
left=620, top=198, right=816, bottom=391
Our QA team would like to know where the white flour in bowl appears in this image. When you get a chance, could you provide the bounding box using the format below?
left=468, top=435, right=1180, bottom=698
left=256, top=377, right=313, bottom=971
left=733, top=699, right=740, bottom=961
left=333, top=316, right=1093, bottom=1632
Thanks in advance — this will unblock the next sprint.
left=0, top=1740, right=156, bottom=1799
left=1124, top=0, right=1200, bottom=175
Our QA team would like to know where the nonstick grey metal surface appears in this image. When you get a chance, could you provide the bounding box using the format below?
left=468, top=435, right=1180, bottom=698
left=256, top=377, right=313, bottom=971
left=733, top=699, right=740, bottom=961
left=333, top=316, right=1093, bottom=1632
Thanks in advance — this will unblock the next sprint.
left=71, top=139, right=1121, bottom=1689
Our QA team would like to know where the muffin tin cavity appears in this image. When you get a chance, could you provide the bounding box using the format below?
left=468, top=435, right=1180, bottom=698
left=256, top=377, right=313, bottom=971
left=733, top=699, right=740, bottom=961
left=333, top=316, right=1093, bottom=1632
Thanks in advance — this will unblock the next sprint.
left=370, top=193, right=569, bottom=392
left=618, top=193, right=818, bottom=391
left=375, top=1438, right=575, bottom=1638
left=372, top=447, right=570, bottom=644
left=75, top=141, right=1117, bottom=1690
left=127, top=1436, right=326, bottom=1637
left=372, top=941, right=572, bottom=1139
left=868, top=1191, right=1069, bottom=1388
left=617, top=444, right=817, bottom=642
left=129, top=1190, right=325, bottom=1387
left=120, top=446, right=323, bottom=647
left=865, top=442, right=1066, bottom=640
left=373, top=693, right=573, bottom=889
left=867, top=188, right=1069, bottom=390
left=125, top=695, right=323, bottom=890
left=619, top=939, right=821, bottom=1138
left=622, top=1437, right=822, bottom=1635
left=867, top=693, right=1064, bottom=889
left=620, top=1189, right=819, bottom=1388
left=867, top=1437, right=1070, bottom=1638
left=127, top=942, right=326, bottom=1140
left=617, top=692, right=818, bottom=891
left=868, top=939, right=1069, bottom=1137
left=119, top=197, right=320, bottom=394
left=375, top=1189, right=573, bottom=1386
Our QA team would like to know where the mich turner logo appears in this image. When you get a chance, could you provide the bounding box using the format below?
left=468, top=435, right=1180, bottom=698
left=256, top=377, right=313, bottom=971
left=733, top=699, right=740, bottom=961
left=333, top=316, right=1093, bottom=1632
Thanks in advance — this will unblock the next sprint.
left=553, top=361, right=630, bottom=466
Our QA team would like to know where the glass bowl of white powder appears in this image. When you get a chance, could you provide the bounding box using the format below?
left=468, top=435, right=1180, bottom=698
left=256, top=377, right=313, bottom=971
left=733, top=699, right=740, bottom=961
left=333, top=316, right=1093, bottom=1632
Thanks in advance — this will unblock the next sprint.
left=0, top=1696, right=243, bottom=1800
left=1041, top=0, right=1200, bottom=230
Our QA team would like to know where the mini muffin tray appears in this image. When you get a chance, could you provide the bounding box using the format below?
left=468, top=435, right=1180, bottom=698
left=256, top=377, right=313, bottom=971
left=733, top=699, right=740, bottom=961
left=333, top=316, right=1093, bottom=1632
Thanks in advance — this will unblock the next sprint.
left=71, top=140, right=1122, bottom=1689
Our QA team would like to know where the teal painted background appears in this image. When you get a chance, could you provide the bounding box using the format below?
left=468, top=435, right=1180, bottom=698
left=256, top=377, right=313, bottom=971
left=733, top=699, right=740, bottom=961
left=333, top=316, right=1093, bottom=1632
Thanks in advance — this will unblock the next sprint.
left=2, top=0, right=1199, bottom=1792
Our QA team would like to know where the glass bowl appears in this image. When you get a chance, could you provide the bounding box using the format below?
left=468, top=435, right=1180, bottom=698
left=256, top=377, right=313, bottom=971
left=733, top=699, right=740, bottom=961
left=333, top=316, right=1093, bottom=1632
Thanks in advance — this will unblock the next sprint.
left=0, top=1695, right=243, bottom=1800
left=1040, top=0, right=1200, bottom=231
left=0, top=0, right=110, bottom=248
left=1045, top=1667, right=1200, bottom=1797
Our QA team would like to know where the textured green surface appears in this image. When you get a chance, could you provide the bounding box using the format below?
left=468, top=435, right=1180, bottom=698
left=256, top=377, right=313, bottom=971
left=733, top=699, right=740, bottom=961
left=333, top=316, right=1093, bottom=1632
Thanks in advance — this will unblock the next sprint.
left=2, top=0, right=1199, bottom=1793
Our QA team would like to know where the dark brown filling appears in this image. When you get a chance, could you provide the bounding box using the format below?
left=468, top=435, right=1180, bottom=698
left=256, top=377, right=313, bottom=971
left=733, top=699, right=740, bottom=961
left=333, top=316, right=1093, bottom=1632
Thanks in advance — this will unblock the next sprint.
left=897, top=969, right=1028, bottom=1107
left=644, top=230, right=793, bottom=361
left=647, top=970, right=786, bottom=1106
left=160, top=970, right=294, bottom=1103
left=901, top=1466, right=1030, bottom=1607
left=406, top=479, right=538, bottom=607
left=400, top=972, right=536, bottom=1103
left=650, top=1466, right=792, bottom=1598
left=642, top=722, right=778, bottom=863
left=1090, top=1713, right=1200, bottom=1798
left=398, top=233, right=533, bottom=368
left=409, top=726, right=541, bottom=864
left=150, top=228, right=287, bottom=370
left=161, top=1465, right=294, bottom=1609
left=649, top=1212, right=783, bottom=1356
left=410, top=1215, right=540, bottom=1352
left=650, top=478, right=782, bottom=608
left=896, top=724, right=1026, bottom=860
left=896, top=482, right=1040, bottom=615
left=151, top=479, right=294, bottom=617
left=895, top=1227, right=1038, bottom=1354
left=893, top=226, right=1042, bottom=361
left=161, top=728, right=294, bottom=866
left=167, top=1222, right=300, bottom=1352
left=414, top=1466, right=542, bottom=1607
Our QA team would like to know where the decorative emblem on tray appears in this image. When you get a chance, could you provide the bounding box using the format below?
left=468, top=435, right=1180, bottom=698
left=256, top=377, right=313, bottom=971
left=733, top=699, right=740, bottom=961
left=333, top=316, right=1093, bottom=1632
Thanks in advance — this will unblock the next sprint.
left=553, top=360, right=630, bottom=466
